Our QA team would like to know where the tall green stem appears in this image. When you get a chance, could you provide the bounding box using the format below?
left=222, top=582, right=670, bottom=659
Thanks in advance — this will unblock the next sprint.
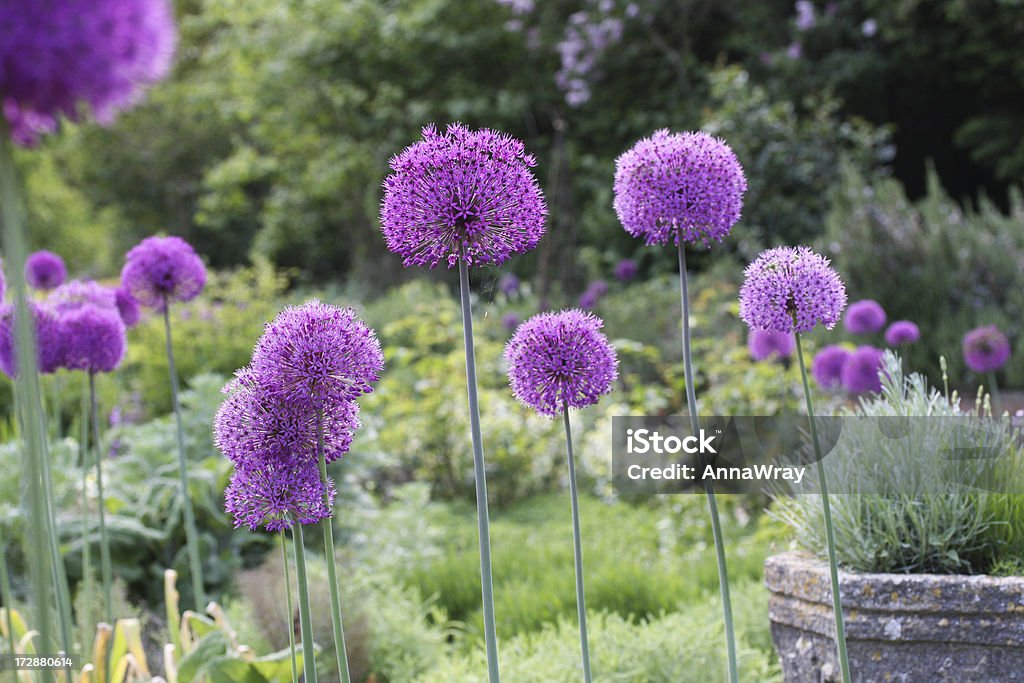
left=162, top=305, right=207, bottom=608
left=89, top=373, right=113, bottom=623
left=457, top=256, right=500, bottom=683
left=795, top=333, right=851, bottom=683
left=561, top=407, right=592, bottom=683
left=677, top=241, right=738, bottom=683
left=279, top=532, right=297, bottom=683
left=291, top=525, right=317, bottom=683
left=988, top=371, right=1002, bottom=416
left=316, top=412, right=351, bottom=683
left=1, top=526, right=19, bottom=683
left=80, top=375, right=94, bottom=645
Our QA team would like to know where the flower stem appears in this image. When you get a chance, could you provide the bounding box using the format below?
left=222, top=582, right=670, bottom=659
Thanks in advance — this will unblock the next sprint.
left=988, top=371, right=1002, bottom=416
left=89, top=372, right=113, bottom=623
left=457, top=255, right=501, bottom=683
left=1, top=526, right=20, bottom=683
left=562, top=407, right=592, bottom=683
left=316, top=412, right=351, bottom=683
left=291, top=525, right=317, bottom=683
left=80, top=375, right=95, bottom=646
left=677, top=241, right=738, bottom=683
left=280, top=531, right=298, bottom=683
left=162, top=304, right=207, bottom=608
left=795, top=333, right=851, bottom=683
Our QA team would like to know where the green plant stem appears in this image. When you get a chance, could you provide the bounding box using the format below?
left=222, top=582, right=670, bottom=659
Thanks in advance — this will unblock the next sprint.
left=562, top=407, right=592, bottom=683
left=162, top=304, right=207, bottom=609
left=316, top=412, right=351, bottom=683
left=677, top=242, right=738, bottom=683
left=89, top=373, right=113, bottom=624
left=795, top=333, right=851, bottom=683
left=1, top=526, right=19, bottom=683
left=291, top=525, right=317, bottom=683
left=80, top=375, right=94, bottom=646
left=457, top=255, right=500, bottom=683
left=988, top=371, right=1002, bottom=416
left=279, top=532, right=297, bottom=683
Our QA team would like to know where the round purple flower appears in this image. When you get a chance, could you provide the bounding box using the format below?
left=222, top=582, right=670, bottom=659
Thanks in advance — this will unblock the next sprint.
left=224, top=455, right=335, bottom=531
left=380, top=123, right=547, bottom=269
left=613, top=129, right=746, bottom=246
left=49, top=279, right=117, bottom=312
left=61, top=303, right=126, bottom=373
left=844, top=299, right=887, bottom=335
left=884, top=320, right=920, bottom=347
left=748, top=329, right=795, bottom=361
left=0, top=302, right=68, bottom=376
left=841, top=345, right=885, bottom=394
left=24, top=251, right=66, bottom=290
left=811, top=345, right=851, bottom=390
left=120, top=236, right=206, bottom=311
left=498, top=274, right=521, bottom=296
left=613, top=259, right=638, bottom=282
left=251, top=300, right=384, bottom=409
left=505, top=309, right=619, bottom=417
left=502, top=313, right=521, bottom=331
left=739, top=246, right=847, bottom=335
left=114, top=287, right=141, bottom=327
left=962, top=325, right=1011, bottom=373
left=1, top=0, right=177, bottom=145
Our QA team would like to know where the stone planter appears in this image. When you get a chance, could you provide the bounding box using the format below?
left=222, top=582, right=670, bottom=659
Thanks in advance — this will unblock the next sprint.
left=765, top=552, right=1024, bottom=683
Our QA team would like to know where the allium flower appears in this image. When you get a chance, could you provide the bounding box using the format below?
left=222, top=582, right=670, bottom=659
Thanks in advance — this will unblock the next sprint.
left=586, top=280, right=608, bottom=298
left=841, top=345, right=884, bottom=394
left=498, top=274, right=521, bottom=296
left=380, top=123, right=547, bottom=269
left=614, top=130, right=746, bottom=247
left=114, top=287, right=141, bottom=327
left=844, top=299, right=886, bottom=335
left=505, top=309, right=618, bottom=417
left=251, top=300, right=384, bottom=409
left=795, top=0, right=816, bottom=30
left=962, top=325, right=1011, bottom=373
left=224, top=456, right=335, bottom=531
left=120, top=236, right=206, bottom=311
left=61, top=304, right=126, bottom=373
left=811, top=345, right=850, bottom=390
left=739, top=246, right=847, bottom=334
left=502, top=313, right=521, bottom=331
left=884, top=320, right=920, bottom=347
left=613, top=259, right=638, bottom=282
left=0, top=0, right=177, bottom=145
left=49, top=280, right=117, bottom=312
left=24, top=251, right=66, bottom=290
left=748, top=329, right=795, bottom=361
left=0, top=302, right=68, bottom=376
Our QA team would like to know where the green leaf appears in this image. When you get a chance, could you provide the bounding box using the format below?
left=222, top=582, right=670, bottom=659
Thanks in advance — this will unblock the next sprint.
left=205, top=658, right=269, bottom=683
left=176, top=631, right=229, bottom=683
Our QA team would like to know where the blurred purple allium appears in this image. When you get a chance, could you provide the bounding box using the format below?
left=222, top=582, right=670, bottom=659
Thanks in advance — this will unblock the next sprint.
left=498, top=273, right=521, bottom=296
left=795, top=1, right=816, bottom=30
left=884, top=320, right=920, bottom=347
left=502, top=313, right=521, bottom=331
left=49, top=279, right=117, bottom=312
left=613, top=259, right=638, bottom=282
left=861, top=18, right=878, bottom=37
left=380, top=123, right=547, bottom=269
left=844, top=299, right=886, bottom=335
left=61, top=303, right=126, bottom=374
left=613, top=130, right=746, bottom=247
left=114, top=287, right=141, bottom=327
left=24, top=251, right=66, bottom=290
left=224, top=455, right=335, bottom=531
left=811, top=344, right=850, bottom=390
left=505, top=309, right=618, bottom=417
left=841, top=345, right=884, bottom=394
left=0, top=302, right=68, bottom=376
left=739, top=246, right=847, bottom=334
left=250, top=300, right=384, bottom=409
left=786, top=42, right=802, bottom=59
left=120, top=236, right=206, bottom=311
left=962, top=325, right=1011, bottom=373
left=747, top=329, right=795, bottom=361
left=586, top=280, right=608, bottom=298
left=0, top=0, right=177, bottom=145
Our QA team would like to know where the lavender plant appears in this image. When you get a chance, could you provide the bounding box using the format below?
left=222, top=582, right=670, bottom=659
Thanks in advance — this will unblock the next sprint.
left=381, top=122, right=547, bottom=683
left=739, top=245, right=851, bottom=682
left=614, top=128, right=746, bottom=683
left=505, top=309, right=618, bottom=683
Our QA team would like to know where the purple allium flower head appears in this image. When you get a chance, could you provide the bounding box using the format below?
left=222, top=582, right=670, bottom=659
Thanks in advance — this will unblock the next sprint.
left=380, top=123, right=547, bottom=269
left=586, top=279, right=609, bottom=298
left=224, top=455, right=335, bottom=531
left=24, top=251, right=66, bottom=290
left=844, top=299, right=887, bottom=335
left=0, top=302, right=68, bottom=376
left=861, top=18, right=878, bottom=37
left=61, top=303, right=126, bottom=374
left=502, top=313, right=521, bottom=331
left=795, top=1, right=816, bottom=31
left=578, top=290, right=598, bottom=309
left=0, top=0, right=177, bottom=145
left=613, top=258, right=638, bottom=282
left=505, top=309, right=618, bottom=417
left=251, top=300, right=384, bottom=409
left=884, top=320, right=920, bottom=347
left=739, top=246, right=847, bottom=334
left=841, top=345, right=884, bottom=394
left=114, top=287, right=141, bottom=327
left=613, top=130, right=746, bottom=247
left=49, top=279, right=117, bottom=312
left=811, top=344, right=850, bottom=390
left=787, top=42, right=803, bottom=59
left=962, top=325, right=1011, bottom=373
left=120, top=236, right=206, bottom=312
left=748, top=329, right=795, bottom=361
left=498, top=273, right=521, bottom=296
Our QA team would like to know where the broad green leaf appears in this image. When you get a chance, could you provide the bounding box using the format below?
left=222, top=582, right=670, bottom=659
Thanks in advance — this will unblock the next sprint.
left=176, top=631, right=230, bottom=683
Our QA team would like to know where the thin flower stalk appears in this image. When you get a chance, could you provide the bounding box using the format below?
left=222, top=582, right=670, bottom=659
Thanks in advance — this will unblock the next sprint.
left=280, top=531, right=298, bottom=683
left=292, top=524, right=317, bottom=683
left=89, top=372, right=114, bottom=623
left=562, top=407, right=592, bottom=683
left=317, top=412, right=352, bottom=683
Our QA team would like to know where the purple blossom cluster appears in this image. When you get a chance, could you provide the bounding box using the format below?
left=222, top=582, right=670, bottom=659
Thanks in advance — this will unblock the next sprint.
left=25, top=251, right=67, bottom=290
left=121, top=236, right=207, bottom=311
left=380, top=123, right=547, bottom=269
left=840, top=345, right=885, bottom=394
left=498, top=273, right=521, bottom=297
left=739, top=246, right=847, bottom=334
left=884, top=320, right=920, bottom=346
left=216, top=300, right=383, bottom=532
left=963, top=325, right=1011, bottom=373
left=614, top=130, right=747, bottom=247
left=613, top=258, right=638, bottom=282
left=505, top=309, right=618, bottom=417
left=578, top=280, right=609, bottom=309
left=748, top=329, right=795, bottom=361
left=844, top=299, right=886, bottom=335
left=811, top=345, right=850, bottom=390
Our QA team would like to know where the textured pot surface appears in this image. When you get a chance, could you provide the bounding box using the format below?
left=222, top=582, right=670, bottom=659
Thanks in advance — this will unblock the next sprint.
left=765, top=552, right=1024, bottom=683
